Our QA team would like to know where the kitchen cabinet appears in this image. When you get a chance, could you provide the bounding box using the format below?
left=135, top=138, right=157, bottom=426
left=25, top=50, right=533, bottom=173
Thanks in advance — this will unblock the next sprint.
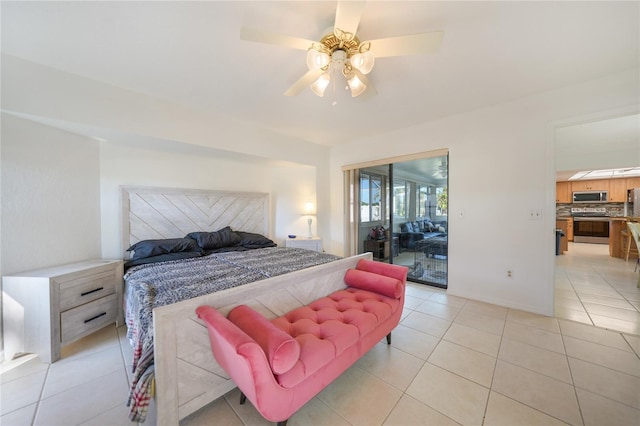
left=556, top=217, right=573, bottom=242
left=566, top=217, right=574, bottom=241
left=609, top=179, right=628, bottom=202
left=2, top=259, right=123, bottom=363
left=555, top=182, right=571, bottom=203
left=570, top=179, right=609, bottom=192
left=609, top=219, right=633, bottom=259
left=626, top=177, right=640, bottom=190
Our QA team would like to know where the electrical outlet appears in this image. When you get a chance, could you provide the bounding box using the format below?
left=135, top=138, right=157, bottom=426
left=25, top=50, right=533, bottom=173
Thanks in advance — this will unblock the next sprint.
left=507, top=270, right=513, bottom=278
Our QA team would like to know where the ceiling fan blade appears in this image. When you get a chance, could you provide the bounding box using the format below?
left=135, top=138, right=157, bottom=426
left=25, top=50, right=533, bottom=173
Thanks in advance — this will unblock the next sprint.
left=355, top=69, right=377, bottom=98
left=334, top=0, right=366, bottom=35
left=284, top=69, right=323, bottom=96
left=368, top=32, right=444, bottom=58
left=240, top=27, right=315, bottom=51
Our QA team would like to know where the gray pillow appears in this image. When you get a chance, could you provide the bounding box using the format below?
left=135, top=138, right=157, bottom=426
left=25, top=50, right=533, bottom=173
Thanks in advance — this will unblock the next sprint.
left=186, top=226, right=242, bottom=250
left=235, top=231, right=277, bottom=248
left=127, top=238, right=200, bottom=260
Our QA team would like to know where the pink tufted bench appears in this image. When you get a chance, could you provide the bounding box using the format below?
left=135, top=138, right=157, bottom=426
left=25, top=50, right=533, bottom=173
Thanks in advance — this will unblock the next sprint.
left=196, top=259, right=408, bottom=425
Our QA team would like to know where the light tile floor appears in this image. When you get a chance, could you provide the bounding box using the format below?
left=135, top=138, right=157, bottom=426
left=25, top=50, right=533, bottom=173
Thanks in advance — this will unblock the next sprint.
left=2, top=244, right=639, bottom=425
left=555, top=242, right=640, bottom=335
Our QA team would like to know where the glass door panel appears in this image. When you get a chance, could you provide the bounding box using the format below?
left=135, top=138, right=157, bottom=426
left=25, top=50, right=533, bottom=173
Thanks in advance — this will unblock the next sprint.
left=353, top=154, right=448, bottom=288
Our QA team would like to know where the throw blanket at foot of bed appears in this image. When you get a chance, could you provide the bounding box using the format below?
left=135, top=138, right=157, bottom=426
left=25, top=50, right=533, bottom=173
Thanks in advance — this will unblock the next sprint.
left=196, top=259, right=408, bottom=425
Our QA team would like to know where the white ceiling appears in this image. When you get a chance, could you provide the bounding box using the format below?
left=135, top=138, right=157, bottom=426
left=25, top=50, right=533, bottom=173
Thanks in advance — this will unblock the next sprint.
left=1, top=1, right=638, bottom=147
left=555, top=113, right=640, bottom=180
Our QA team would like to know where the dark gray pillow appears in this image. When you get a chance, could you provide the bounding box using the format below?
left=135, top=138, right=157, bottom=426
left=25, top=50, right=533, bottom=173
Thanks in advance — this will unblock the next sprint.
left=126, top=238, right=200, bottom=260
left=186, top=226, right=242, bottom=250
left=235, top=231, right=277, bottom=248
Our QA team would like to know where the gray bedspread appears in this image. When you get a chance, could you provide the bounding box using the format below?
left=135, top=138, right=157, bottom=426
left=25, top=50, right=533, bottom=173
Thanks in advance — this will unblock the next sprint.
left=124, top=247, right=340, bottom=422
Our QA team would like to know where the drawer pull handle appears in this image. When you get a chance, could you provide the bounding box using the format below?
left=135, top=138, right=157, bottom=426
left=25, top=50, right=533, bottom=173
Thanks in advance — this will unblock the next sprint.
left=84, top=312, right=107, bottom=323
left=81, top=287, right=104, bottom=297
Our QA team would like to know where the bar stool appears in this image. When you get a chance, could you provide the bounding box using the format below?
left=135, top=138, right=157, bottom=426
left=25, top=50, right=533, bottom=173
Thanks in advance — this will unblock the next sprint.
left=623, top=222, right=640, bottom=261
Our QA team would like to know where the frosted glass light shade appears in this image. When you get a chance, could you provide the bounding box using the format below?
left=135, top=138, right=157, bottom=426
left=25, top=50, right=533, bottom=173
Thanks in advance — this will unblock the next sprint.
left=306, top=49, right=330, bottom=70
left=347, top=74, right=366, bottom=97
left=350, top=51, right=374, bottom=74
left=310, top=73, right=331, bottom=97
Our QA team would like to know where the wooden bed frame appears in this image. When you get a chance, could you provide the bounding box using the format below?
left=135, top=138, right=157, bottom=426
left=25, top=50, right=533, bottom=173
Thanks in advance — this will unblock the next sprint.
left=120, top=186, right=370, bottom=424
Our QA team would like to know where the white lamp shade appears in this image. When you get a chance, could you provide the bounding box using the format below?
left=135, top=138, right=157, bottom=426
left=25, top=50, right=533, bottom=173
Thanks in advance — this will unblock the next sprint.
left=347, top=74, right=366, bottom=97
left=304, top=202, right=315, bottom=215
left=350, top=51, right=375, bottom=74
left=306, top=49, right=330, bottom=71
left=310, top=73, right=331, bottom=97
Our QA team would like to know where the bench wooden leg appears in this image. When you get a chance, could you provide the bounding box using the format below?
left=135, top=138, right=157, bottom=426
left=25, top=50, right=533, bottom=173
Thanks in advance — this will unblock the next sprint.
left=386, top=333, right=391, bottom=345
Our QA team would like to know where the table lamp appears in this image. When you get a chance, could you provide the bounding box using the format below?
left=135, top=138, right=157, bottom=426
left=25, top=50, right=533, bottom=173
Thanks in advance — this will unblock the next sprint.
left=304, top=202, right=315, bottom=238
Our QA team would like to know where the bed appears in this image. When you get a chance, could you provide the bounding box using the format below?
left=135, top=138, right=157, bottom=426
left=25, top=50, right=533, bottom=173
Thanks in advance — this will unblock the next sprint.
left=120, top=186, right=360, bottom=424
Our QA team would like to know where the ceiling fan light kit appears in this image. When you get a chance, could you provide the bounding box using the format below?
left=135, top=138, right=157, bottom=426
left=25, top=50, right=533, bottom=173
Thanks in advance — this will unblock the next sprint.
left=240, top=0, right=443, bottom=99
left=304, top=30, right=373, bottom=98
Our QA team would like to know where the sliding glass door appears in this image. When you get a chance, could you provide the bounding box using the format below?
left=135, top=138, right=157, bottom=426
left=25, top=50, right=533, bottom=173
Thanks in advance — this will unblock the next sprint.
left=345, top=152, right=448, bottom=288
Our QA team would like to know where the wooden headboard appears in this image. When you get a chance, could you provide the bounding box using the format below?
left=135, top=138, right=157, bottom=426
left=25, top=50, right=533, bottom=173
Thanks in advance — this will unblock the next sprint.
left=121, top=186, right=270, bottom=258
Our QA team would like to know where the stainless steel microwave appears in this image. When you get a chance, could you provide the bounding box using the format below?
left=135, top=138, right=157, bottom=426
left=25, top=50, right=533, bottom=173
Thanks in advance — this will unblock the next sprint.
left=572, top=191, right=608, bottom=203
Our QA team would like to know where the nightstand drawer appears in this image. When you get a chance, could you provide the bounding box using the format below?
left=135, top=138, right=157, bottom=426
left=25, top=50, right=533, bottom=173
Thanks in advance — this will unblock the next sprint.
left=60, top=293, right=118, bottom=344
left=58, top=270, right=116, bottom=311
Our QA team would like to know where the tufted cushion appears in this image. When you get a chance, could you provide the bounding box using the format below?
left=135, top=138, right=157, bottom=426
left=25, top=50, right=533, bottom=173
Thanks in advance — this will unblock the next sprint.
left=228, top=305, right=300, bottom=375
left=272, top=289, right=399, bottom=388
left=344, top=269, right=402, bottom=299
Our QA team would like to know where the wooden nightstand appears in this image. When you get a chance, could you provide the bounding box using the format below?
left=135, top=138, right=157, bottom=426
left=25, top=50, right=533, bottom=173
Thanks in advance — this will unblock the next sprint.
left=2, top=259, right=124, bottom=363
left=285, top=237, right=322, bottom=252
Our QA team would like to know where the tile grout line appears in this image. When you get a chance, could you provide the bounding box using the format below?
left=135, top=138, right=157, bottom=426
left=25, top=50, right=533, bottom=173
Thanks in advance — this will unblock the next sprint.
left=479, top=307, right=505, bottom=426
left=30, top=363, right=50, bottom=426
left=559, top=324, right=585, bottom=426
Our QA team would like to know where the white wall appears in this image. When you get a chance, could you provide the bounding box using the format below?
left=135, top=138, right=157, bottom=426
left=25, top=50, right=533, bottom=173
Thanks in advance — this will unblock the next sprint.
left=2, top=55, right=332, bottom=258
left=1, top=113, right=102, bottom=275
left=270, top=166, right=318, bottom=242
left=329, top=68, right=640, bottom=316
left=99, top=140, right=318, bottom=258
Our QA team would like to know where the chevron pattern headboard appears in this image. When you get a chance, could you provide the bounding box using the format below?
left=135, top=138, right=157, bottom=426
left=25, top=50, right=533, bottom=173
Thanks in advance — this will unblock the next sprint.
left=121, top=186, right=270, bottom=258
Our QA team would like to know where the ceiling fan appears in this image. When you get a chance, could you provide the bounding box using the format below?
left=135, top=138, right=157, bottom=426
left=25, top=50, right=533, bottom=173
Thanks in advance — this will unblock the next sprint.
left=240, top=1, right=443, bottom=98
left=437, top=159, right=448, bottom=178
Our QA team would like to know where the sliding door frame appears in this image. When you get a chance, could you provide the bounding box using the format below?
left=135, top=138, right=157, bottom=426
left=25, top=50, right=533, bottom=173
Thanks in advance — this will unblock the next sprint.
left=342, top=149, right=449, bottom=257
